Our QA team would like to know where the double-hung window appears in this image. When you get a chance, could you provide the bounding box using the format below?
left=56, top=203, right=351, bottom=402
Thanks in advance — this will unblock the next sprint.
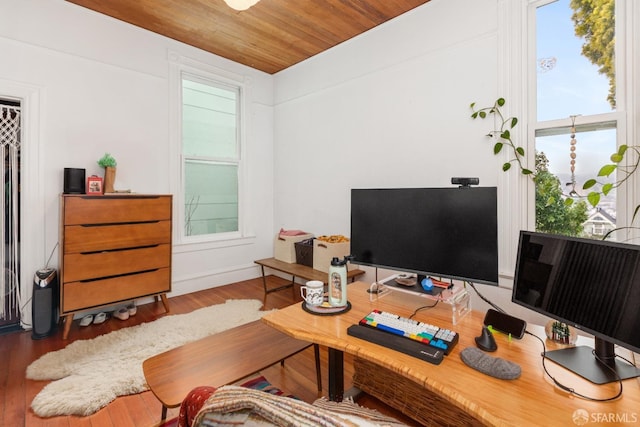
left=181, top=75, right=241, bottom=239
left=499, top=0, right=636, bottom=273
left=529, top=0, right=626, bottom=239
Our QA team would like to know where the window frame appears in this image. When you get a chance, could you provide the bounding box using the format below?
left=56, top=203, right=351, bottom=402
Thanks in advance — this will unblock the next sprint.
left=498, top=0, right=637, bottom=282
left=529, top=0, right=628, bottom=239
left=527, top=0, right=629, bottom=241
left=169, top=52, right=253, bottom=249
left=182, top=74, right=241, bottom=239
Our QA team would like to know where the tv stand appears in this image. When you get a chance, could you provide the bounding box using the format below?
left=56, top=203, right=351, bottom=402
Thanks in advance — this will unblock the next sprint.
left=545, top=337, right=640, bottom=384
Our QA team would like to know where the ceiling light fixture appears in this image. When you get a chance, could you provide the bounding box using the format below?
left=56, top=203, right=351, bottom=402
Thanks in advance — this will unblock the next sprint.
left=224, top=0, right=260, bottom=11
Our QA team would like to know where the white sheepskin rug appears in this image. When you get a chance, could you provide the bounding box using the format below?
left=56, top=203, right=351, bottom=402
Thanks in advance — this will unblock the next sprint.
left=26, top=299, right=267, bottom=417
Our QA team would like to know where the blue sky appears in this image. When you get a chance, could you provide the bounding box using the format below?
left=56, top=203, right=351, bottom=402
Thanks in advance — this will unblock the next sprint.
left=535, top=0, right=615, bottom=197
left=537, top=0, right=612, bottom=120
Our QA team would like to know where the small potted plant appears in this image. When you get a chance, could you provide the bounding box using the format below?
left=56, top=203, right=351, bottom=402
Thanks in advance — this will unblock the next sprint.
left=97, top=153, right=117, bottom=193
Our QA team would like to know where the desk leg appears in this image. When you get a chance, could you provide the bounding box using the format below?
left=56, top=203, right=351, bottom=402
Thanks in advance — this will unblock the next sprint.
left=328, top=348, right=344, bottom=402
left=314, top=344, right=323, bottom=394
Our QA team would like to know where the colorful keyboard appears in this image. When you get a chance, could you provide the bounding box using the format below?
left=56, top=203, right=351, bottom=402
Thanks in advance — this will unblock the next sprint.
left=357, top=309, right=459, bottom=354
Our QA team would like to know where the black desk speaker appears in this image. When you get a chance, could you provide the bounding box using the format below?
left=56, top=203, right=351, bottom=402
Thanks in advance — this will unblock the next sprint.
left=63, top=168, right=85, bottom=194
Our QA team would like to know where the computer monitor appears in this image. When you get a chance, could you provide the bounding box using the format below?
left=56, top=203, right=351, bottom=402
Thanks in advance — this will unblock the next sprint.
left=350, top=187, right=499, bottom=286
left=512, top=230, right=640, bottom=384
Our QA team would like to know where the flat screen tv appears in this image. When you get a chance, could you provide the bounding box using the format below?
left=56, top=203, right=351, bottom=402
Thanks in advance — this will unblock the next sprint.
left=512, top=230, right=640, bottom=384
left=350, top=187, right=499, bottom=286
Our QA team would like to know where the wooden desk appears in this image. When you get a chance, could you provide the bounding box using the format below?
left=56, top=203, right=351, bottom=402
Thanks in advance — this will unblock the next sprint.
left=262, top=281, right=640, bottom=426
left=254, top=258, right=365, bottom=302
left=143, top=320, right=320, bottom=420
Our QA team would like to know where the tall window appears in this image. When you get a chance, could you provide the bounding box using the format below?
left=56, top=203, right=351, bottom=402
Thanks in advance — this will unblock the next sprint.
left=532, top=0, right=621, bottom=239
left=181, top=75, right=240, bottom=238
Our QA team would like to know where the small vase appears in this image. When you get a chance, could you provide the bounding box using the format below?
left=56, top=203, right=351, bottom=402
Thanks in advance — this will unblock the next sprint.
left=103, top=166, right=116, bottom=193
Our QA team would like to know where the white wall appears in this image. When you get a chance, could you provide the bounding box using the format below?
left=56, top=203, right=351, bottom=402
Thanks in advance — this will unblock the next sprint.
left=274, top=0, right=501, bottom=233
left=0, top=0, right=275, bottom=325
left=0, top=0, right=587, bottom=329
left=272, top=0, right=537, bottom=321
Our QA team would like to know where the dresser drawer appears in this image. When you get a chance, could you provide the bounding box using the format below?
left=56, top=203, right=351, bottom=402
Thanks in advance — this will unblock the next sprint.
left=63, top=195, right=171, bottom=225
left=63, top=244, right=171, bottom=282
left=64, top=221, right=171, bottom=253
left=63, top=268, right=171, bottom=312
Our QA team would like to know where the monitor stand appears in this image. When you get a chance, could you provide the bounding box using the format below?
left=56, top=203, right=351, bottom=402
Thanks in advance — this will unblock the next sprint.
left=545, top=345, right=640, bottom=385
left=375, top=273, right=472, bottom=324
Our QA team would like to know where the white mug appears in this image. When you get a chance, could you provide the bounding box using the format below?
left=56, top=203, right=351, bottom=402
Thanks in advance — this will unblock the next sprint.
left=301, top=280, right=324, bottom=306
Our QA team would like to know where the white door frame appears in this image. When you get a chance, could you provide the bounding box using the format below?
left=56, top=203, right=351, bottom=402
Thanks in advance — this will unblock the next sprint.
left=0, top=79, right=44, bottom=330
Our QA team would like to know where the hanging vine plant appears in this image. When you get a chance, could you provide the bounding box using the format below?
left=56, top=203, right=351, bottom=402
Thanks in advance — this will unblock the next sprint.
left=469, top=98, right=534, bottom=177
left=582, top=144, right=640, bottom=208
left=470, top=97, right=640, bottom=239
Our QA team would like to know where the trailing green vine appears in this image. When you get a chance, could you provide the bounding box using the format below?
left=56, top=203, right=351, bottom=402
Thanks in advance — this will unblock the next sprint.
left=582, top=144, right=640, bottom=208
left=469, top=98, right=534, bottom=178
left=470, top=97, right=640, bottom=239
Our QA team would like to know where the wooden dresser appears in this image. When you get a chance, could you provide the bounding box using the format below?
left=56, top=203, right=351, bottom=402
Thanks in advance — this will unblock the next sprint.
left=59, top=194, right=172, bottom=339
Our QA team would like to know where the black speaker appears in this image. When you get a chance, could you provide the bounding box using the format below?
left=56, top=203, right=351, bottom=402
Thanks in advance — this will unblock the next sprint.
left=32, top=268, right=59, bottom=340
left=63, top=168, right=86, bottom=194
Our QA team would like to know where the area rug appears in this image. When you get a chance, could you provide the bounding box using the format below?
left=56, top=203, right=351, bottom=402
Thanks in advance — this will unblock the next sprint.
left=26, top=299, right=268, bottom=418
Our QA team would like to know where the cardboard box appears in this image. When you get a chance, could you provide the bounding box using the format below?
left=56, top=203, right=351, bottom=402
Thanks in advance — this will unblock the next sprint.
left=274, top=233, right=314, bottom=263
left=313, top=238, right=350, bottom=273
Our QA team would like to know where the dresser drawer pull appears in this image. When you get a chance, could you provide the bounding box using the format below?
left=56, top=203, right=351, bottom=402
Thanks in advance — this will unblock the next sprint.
left=78, top=268, right=160, bottom=283
left=80, top=244, right=160, bottom=255
left=77, top=195, right=163, bottom=200
left=80, top=220, right=161, bottom=227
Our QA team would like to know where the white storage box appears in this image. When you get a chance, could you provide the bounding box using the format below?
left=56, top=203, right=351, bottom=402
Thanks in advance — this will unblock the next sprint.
left=313, top=236, right=350, bottom=273
left=274, top=233, right=314, bottom=263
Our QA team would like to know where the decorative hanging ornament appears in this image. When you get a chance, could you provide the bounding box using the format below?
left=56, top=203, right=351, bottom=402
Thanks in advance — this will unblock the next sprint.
left=538, top=56, right=557, bottom=73
left=567, top=115, right=579, bottom=197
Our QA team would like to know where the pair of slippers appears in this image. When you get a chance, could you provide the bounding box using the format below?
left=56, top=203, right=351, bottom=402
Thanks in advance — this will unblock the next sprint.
left=79, top=312, right=107, bottom=327
left=113, top=304, right=137, bottom=321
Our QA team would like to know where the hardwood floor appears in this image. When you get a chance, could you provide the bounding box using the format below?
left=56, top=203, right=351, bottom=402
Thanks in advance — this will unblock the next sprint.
left=2, top=275, right=421, bottom=427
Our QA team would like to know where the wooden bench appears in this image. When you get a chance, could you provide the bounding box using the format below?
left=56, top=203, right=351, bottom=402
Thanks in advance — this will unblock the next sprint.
left=143, top=319, right=321, bottom=420
left=255, top=257, right=365, bottom=303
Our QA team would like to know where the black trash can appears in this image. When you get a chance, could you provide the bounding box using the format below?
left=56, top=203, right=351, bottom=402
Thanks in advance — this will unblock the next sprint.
left=31, top=268, right=59, bottom=340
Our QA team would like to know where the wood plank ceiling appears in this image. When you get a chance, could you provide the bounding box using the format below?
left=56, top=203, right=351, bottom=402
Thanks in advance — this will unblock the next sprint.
left=65, top=0, right=431, bottom=74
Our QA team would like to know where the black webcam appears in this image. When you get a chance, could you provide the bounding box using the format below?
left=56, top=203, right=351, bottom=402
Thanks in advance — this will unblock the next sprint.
left=451, top=177, right=479, bottom=187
